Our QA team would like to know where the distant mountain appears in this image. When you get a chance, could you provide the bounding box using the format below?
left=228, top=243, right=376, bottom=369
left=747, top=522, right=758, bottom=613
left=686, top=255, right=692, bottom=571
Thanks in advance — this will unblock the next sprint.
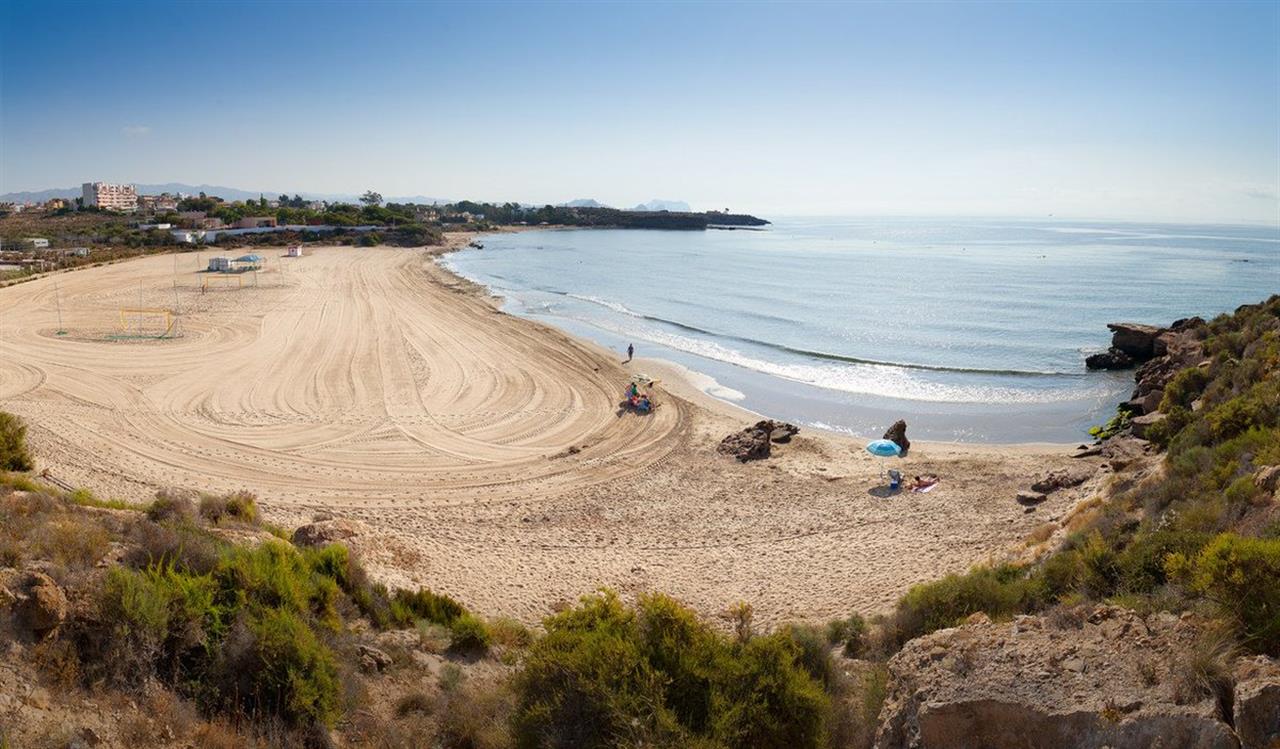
left=559, top=198, right=611, bottom=208
left=632, top=199, right=691, bottom=212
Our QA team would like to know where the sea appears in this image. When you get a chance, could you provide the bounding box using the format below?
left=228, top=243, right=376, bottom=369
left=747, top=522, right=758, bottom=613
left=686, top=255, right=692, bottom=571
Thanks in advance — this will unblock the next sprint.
left=441, top=217, right=1280, bottom=443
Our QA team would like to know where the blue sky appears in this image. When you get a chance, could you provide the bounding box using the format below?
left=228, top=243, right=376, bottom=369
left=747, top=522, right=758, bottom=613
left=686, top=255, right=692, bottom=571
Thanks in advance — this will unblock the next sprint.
left=2, top=0, right=1277, bottom=223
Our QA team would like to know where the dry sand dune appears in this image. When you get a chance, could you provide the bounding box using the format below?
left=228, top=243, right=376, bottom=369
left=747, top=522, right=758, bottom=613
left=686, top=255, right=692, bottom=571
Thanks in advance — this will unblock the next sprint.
left=0, top=242, right=1100, bottom=625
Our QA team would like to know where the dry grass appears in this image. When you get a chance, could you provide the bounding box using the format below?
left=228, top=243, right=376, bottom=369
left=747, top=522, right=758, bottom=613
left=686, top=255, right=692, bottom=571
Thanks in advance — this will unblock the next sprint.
left=1171, top=628, right=1237, bottom=721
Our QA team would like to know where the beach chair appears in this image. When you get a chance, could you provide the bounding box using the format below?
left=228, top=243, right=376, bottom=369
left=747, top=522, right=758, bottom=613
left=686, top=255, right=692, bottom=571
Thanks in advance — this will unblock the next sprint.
left=888, top=469, right=903, bottom=491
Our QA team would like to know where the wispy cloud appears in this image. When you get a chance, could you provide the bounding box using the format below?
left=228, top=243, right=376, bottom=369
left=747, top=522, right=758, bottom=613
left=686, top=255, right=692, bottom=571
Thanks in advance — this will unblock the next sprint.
left=121, top=125, right=151, bottom=137
left=1240, top=185, right=1278, bottom=201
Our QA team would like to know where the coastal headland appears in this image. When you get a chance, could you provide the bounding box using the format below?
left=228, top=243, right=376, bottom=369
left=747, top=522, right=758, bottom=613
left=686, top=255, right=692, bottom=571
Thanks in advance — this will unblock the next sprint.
left=0, top=234, right=1100, bottom=625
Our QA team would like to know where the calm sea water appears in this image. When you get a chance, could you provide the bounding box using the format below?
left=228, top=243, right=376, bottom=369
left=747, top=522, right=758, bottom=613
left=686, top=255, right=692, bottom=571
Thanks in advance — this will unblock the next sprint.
left=442, top=218, right=1279, bottom=442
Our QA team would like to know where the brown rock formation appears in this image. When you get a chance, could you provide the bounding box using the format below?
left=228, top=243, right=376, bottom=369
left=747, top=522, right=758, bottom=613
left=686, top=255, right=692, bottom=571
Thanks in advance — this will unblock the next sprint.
left=1233, top=656, right=1280, bottom=749
left=716, top=420, right=800, bottom=462
left=874, top=606, right=1239, bottom=749
left=883, top=420, right=910, bottom=453
left=291, top=518, right=367, bottom=547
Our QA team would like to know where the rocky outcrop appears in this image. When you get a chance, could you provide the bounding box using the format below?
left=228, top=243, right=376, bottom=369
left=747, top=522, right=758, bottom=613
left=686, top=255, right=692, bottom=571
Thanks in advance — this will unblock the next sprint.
left=1129, top=411, right=1167, bottom=439
left=874, top=606, right=1239, bottom=749
left=1030, top=467, right=1093, bottom=494
left=1016, top=490, right=1047, bottom=506
left=1108, top=323, right=1163, bottom=360
left=1084, top=349, right=1135, bottom=370
left=1233, top=656, right=1280, bottom=749
left=1253, top=465, right=1280, bottom=495
left=291, top=518, right=367, bottom=547
left=358, top=644, right=394, bottom=673
left=19, top=572, right=67, bottom=636
left=883, top=420, right=910, bottom=453
left=1086, top=318, right=1207, bottom=377
left=716, top=420, right=800, bottom=462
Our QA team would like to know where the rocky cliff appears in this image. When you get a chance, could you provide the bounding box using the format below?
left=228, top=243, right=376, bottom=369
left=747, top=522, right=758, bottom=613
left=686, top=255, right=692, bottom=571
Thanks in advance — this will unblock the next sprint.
left=874, top=607, right=1278, bottom=749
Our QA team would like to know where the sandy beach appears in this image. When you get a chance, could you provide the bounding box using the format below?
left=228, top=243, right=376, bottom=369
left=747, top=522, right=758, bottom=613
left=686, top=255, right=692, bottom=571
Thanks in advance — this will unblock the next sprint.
left=0, top=236, right=1102, bottom=626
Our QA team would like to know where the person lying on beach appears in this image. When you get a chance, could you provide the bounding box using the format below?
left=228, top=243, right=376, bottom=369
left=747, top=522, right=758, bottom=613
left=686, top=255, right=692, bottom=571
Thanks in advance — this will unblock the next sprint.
left=910, top=474, right=940, bottom=492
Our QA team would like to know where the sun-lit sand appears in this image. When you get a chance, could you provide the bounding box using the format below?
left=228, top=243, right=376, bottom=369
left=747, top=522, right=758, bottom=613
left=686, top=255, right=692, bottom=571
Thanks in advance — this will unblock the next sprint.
left=0, top=237, right=1101, bottom=626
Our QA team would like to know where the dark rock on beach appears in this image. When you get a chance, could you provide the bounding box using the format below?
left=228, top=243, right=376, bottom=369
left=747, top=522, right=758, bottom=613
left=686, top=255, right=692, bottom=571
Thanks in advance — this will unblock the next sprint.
left=883, top=420, right=910, bottom=453
left=1084, top=349, right=1134, bottom=370
left=717, top=420, right=800, bottom=462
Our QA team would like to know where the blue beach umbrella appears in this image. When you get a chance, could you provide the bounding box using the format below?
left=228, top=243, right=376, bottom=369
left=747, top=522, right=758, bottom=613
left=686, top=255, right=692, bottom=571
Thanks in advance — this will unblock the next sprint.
left=866, top=439, right=902, bottom=480
left=865, top=439, right=902, bottom=458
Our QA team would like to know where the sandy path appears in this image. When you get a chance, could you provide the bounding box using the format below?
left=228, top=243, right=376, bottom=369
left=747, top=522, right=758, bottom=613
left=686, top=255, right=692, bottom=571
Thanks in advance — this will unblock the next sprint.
left=0, top=242, right=1099, bottom=626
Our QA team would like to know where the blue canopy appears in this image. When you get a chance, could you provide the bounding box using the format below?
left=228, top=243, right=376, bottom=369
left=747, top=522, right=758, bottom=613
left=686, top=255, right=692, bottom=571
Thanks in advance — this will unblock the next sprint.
left=866, top=439, right=902, bottom=458
left=235, top=254, right=263, bottom=263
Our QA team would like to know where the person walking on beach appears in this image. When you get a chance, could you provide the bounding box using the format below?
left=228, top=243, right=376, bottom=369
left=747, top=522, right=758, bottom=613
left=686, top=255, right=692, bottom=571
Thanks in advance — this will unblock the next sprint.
left=626, top=343, right=634, bottom=362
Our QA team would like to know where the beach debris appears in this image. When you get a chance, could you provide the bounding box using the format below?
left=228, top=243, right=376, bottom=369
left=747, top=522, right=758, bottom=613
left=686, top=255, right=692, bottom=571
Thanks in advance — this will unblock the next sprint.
left=1016, top=490, right=1047, bottom=506
left=883, top=419, right=910, bottom=453
left=717, top=420, right=800, bottom=462
left=1029, top=467, right=1092, bottom=494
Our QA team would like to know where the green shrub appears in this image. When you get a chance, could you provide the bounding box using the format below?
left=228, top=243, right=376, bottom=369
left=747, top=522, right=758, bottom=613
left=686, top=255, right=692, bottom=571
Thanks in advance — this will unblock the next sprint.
left=223, top=491, right=258, bottom=523
left=215, top=541, right=340, bottom=624
left=242, top=607, right=341, bottom=727
left=710, top=633, right=829, bottom=748
left=889, top=564, right=1036, bottom=646
left=511, top=590, right=828, bottom=749
left=0, top=412, right=32, bottom=472
left=390, top=587, right=467, bottom=627
left=1161, top=367, right=1209, bottom=412
left=198, top=490, right=259, bottom=525
left=1168, top=533, right=1280, bottom=655
left=1079, top=531, right=1120, bottom=598
left=825, top=613, right=869, bottom=658
left=449, top=612, right=492, bottom=652
left=1115, top=529, right=1211, bottom=595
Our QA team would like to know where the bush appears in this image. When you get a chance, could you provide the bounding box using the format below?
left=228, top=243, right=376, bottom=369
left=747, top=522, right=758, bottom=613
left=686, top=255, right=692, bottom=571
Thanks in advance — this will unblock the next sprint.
left=711, top=633, right=829, bottom=748
left=1168, top=533, right=1280, bottom=655
left=826, top=613, right=869, bottom=658
left=199, top=490, right=259, bottom=525
left=0, top=411, right=33, bottom=471
left=449, top=612, right=492, bottom=653
left=390, top=587, right=467, bottom=627
left=240, top=607, right=341, bottom=728
left=511, top=590, right=828, bottom=749
left=148, top=491, right=196, bottom=523
left=888, top=564, right=1036, bottom=647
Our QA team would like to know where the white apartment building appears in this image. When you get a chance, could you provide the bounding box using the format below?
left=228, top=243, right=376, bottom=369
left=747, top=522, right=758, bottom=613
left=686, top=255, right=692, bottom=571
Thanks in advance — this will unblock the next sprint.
left=81, top=182, right=138, bottom=212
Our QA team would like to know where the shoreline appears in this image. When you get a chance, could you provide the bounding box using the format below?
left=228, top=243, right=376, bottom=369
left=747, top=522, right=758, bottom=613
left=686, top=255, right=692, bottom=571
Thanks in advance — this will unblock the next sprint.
left=438, top=229, right=1086, bottom=453
left=0, top=238, right=1104, bottom=625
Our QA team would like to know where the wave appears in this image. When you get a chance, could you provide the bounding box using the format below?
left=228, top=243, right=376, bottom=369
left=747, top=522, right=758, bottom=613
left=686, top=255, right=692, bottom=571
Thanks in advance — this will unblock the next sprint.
left=584, top=321, right=1112, bottom=404
left=560, top=291, right=1085, bottom=378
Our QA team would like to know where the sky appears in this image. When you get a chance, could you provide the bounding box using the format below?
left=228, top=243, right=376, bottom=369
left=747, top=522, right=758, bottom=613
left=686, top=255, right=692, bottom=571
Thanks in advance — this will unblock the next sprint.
left=1, top=0, right=1277, bottom=224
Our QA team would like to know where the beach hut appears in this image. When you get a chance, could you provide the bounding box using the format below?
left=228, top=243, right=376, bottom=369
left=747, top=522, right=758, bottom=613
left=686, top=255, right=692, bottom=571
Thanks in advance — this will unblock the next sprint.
left=286, top=244, right=303, bottom=257
left=207, top=256, right=231, bottom=272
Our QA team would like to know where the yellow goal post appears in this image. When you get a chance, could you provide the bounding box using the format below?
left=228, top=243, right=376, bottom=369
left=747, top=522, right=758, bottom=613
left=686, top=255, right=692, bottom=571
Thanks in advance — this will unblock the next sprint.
left=117, top=307, right=176, bottom=338
left=201, top=274, right=245, bottom=292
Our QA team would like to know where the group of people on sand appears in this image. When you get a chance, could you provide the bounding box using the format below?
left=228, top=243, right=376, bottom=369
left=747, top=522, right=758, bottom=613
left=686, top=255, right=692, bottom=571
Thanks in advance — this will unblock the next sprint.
left=625, top=380, right=652, bottom=412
